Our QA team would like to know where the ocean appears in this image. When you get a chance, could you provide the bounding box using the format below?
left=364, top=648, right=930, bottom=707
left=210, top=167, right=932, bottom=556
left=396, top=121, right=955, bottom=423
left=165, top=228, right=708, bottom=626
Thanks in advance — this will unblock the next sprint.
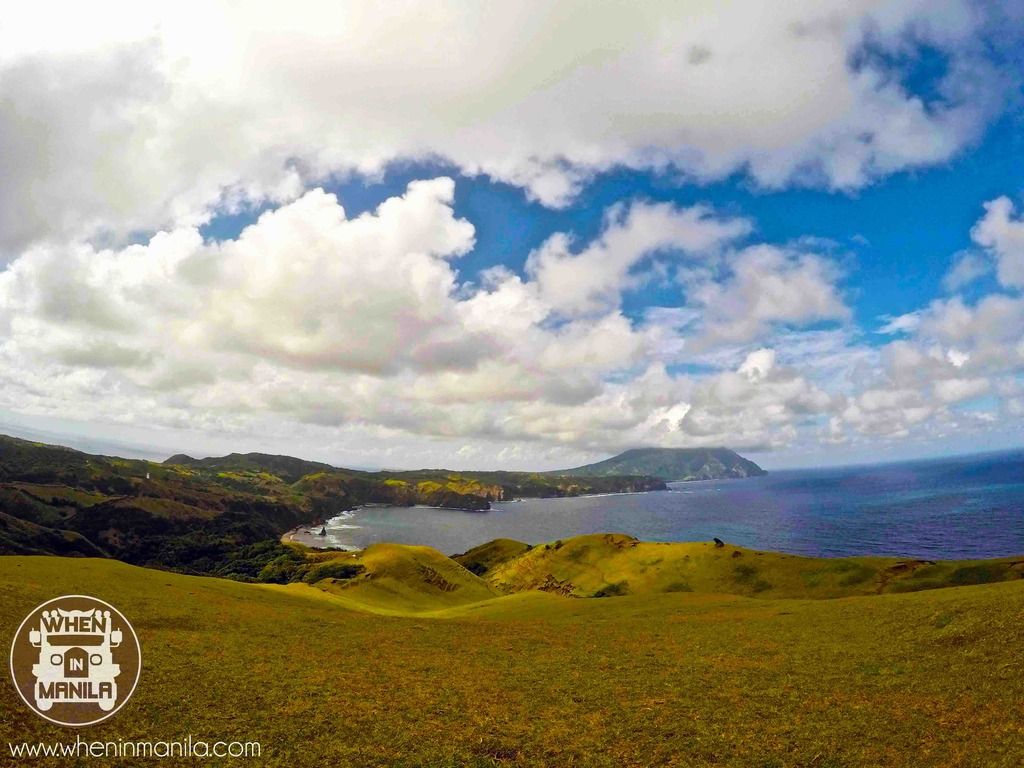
left=295, top=449, right=1024, bottom=559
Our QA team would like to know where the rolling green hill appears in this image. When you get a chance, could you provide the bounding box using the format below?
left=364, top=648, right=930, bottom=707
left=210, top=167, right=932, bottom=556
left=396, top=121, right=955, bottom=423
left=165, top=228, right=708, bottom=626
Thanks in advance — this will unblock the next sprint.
left=1, top=551, right=1022, bottom=766
left=474, top=532, right=1024, bottom=600
left=556, top=447, right=767, bottom=481
left=294, top=533, right=1024, bottom=609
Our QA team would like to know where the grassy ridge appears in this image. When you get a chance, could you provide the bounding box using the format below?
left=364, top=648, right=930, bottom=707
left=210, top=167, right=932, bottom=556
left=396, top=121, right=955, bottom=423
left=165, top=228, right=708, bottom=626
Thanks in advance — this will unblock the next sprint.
left=308, top=542, right=501, bottom=614
left=474, top=533, right=1024, bottom=600
left=1, top=554, right=1022, bottom=766
left=255, top=532, right=1024, bottom=616
left=281, top=533, right=1024, bottom=611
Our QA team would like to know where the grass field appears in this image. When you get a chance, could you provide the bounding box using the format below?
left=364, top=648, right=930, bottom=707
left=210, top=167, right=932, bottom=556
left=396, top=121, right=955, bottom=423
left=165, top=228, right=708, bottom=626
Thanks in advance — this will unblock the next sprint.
left=466, top=533, right=1024, bottom=600
left=2, top=544, right=1023, bottom=767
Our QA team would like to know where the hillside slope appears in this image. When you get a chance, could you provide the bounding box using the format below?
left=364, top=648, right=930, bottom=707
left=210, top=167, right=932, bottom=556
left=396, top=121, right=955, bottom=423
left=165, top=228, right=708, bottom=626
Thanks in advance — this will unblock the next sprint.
left=0, top=433, right=663, bottom=575
left=477, top=533, right=1024, bottom=599
left=0, top=434, right=308, bottom=576
left=291, top=533, right=1024, bottom=609
left=1, top=555, right=1022, bottom=767
left=557, top=447, right=766, bottom=481
left=302, top=542, right=501, bottom=613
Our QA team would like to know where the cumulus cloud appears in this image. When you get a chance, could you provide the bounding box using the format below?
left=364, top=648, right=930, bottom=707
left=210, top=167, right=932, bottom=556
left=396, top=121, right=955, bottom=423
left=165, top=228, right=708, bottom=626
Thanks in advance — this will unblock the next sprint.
left=917, top=294, right=1024, bottom=366
left=0, top=180, right=479, bottom=378
left=826, top=283, right=1024, bottom=446
left=0, top=0, right=1014, bottom=251
left=1, top=168, right=1022, bottom=466
left=933, top=377, right=990, bottom=404
left=680, top=245, right=850, bottom=349
left=799, top=193, right=1024, bottom=448
left=666, top=349, right=835, bottom=448
left=0, top=175, right=862, bottom=463
left=525, top=202, right=750, bottom=316
left=971, top=196, right=1024, bottom=289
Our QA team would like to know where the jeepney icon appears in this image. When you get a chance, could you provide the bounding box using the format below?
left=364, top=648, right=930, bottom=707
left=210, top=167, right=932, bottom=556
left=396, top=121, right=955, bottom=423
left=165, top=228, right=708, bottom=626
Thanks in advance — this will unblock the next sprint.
left=10, top=596, right=140, bottom=726
left=28, top=607, right=122, bottom=712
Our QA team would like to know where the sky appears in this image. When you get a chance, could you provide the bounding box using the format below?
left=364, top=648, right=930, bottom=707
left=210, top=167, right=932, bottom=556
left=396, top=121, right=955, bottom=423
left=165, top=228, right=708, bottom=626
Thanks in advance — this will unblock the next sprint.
left=0, top=1, right=1023, bottom=471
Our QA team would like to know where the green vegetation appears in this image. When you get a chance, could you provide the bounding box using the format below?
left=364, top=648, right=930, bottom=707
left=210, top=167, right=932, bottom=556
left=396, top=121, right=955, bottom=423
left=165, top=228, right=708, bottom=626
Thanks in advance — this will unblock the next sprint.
left=221, top=529, right=1024, bottom=613
left=478, top=533, right=1024, bottom=600
left=0, top=434, right=663, bottom=577
left=1, top=552, right=1022, bottom=766
left=556, top=446, right=767, bottom=481
left=5, top=436, right=1023, bottom=764
left=453, top=538, right=533, bottom=576
left=309, top=543, right=501, bottom=614
left=181, top=454, right=667, bottom=512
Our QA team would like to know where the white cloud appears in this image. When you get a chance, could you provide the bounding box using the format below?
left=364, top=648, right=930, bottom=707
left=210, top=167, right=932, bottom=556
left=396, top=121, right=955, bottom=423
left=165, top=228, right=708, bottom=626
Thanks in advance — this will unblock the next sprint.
left=971, top=196, right=1024, bottom=289
left=828, top=281, right=1024, bottom=446
left=933, top=377, right=989, bottom=404
left=667, top=350, right=835, bottom=448
left=0, top=0, right=1012, bottom=252
left=0, top=179, right=480, bottom=380
left=0, top=176, right=864, bottom=462
left=682, top=245, right=850, bottom=348
left=525, top=202, right=749, bottom=316
left=737, top=349, right=777, bottom=383
left=946, top=348, right=969, bottom=368
left=917, top=294, right=1024, bottom=366
left=0, top=168, right=1019, bottom=466
left=877, top=311, right=921, bottom=335
left=942, top=250, right=991, bottom=291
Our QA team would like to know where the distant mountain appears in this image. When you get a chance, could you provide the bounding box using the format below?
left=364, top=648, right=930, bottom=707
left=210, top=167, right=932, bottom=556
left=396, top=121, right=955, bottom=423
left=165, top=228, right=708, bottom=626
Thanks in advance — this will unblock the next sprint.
left=556, top=448, right=766, bottom=482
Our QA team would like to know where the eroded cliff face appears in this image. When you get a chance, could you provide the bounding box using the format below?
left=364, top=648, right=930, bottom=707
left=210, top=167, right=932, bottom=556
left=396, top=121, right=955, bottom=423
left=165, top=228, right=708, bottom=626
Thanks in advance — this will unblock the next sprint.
left=292, top=472, right=503, bottom=512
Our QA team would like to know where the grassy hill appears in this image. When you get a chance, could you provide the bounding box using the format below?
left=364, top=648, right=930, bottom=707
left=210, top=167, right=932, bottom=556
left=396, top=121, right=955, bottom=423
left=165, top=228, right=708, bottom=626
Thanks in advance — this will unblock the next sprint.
left=1, top=552, right=1022, bottom=766
left=475, top=533, right=1024, bottom=599
left=294, top=533, right=1024, bottom=608
left=306, top=542, right=501, bottom=614
left=556, top=447, right=767, bottom=481
left=0, top=435, right=309, bottom=576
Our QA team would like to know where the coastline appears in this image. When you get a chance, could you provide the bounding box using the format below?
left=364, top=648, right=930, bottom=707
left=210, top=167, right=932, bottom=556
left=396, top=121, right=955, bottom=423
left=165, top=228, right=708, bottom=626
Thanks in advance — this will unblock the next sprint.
left=285, top=488, right=676, bottom=549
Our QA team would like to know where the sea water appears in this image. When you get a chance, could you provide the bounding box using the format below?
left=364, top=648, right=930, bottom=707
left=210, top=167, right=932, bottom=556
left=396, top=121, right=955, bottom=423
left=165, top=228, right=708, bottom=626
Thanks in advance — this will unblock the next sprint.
left=299, top=450, right=1024, bottom=559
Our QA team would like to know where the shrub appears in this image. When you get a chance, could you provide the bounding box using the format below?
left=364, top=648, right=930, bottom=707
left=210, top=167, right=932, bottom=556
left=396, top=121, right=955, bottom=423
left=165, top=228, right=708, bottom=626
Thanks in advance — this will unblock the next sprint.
left=301, top=561, right=365, bottom=584
left=733, top=564, right=758, bottom=582
left=949, top=564, right=1003, bottom=586
left=257, top=553, right=304, bottom=584
left=733, top=564, right=771, bottom=593
left=593, top=580, right=629, bottom=598
left=838, top=565, right=875, bottom=587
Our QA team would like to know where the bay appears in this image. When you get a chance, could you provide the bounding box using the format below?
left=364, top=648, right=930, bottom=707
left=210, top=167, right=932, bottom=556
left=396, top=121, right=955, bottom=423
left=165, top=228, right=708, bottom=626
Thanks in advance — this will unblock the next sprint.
left=296, top=450, right=1024, bottom=559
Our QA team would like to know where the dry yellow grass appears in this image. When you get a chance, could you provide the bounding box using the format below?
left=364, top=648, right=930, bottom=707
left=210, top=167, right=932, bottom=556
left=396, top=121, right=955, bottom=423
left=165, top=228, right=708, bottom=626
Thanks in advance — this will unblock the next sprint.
left=2, top=542, right=1023, bottom=767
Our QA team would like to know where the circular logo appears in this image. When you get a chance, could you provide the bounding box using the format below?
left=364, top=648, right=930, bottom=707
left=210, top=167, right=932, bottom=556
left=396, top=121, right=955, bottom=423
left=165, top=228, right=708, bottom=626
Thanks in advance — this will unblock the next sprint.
left=9, top=595, right=141, bottom=727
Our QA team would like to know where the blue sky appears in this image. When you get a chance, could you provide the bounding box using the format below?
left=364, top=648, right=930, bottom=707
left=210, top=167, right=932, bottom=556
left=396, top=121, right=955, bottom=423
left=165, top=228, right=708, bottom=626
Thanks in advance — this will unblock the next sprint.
left=0, top=2, right=1022, bottom=470
left=201, top=98, right=1024, bottom=337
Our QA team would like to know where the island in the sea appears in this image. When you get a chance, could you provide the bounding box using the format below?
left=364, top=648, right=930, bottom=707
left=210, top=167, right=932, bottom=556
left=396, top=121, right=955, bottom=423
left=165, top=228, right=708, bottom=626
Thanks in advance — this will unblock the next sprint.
left=555, top=447, right=767, bottom=482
